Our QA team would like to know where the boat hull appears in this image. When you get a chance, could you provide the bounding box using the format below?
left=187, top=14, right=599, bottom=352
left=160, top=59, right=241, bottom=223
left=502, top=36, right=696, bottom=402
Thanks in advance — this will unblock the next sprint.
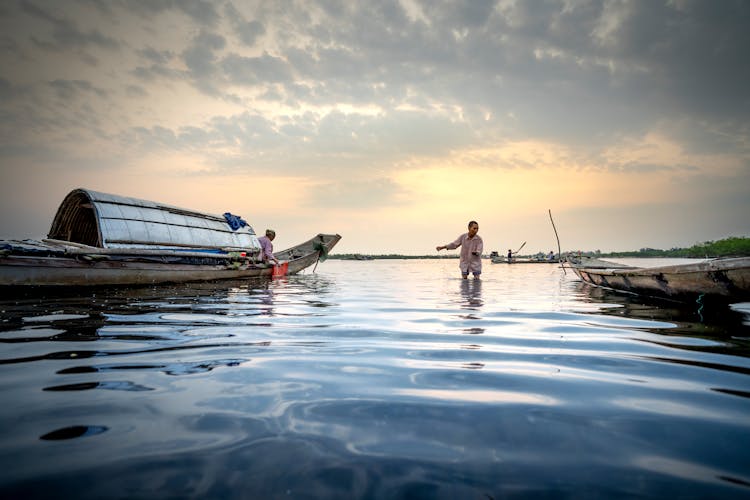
left=569, top=257, right=750, bottom=301
left=0, top=234, right=341, bottom=287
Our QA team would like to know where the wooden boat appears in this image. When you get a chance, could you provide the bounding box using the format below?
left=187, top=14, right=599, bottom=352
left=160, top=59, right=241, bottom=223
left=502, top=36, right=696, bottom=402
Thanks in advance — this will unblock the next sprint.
left=566, top=255, right=750, bottom=302
left=491, top=256, right=558, bottom=264
left=0, top=188, right=341, bottom=286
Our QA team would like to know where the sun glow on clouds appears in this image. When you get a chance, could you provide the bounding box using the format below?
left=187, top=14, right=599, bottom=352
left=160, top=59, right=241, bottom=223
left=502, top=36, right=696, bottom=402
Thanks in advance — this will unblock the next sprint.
left=394, top=139, right=697, bottom=214
left=601, top=131, right=743, bottom=174
left=107, top=153, right=313, bottom=217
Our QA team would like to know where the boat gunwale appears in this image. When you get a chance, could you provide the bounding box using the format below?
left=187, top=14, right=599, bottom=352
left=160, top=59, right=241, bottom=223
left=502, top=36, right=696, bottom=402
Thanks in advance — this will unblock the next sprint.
left=567, top=256, right=750, bottom=301
left=570, top=257, right=749, bottom=276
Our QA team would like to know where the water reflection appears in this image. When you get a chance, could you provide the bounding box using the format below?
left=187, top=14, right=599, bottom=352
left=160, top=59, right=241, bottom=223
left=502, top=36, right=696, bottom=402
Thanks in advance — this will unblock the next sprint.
left=1, top=261, right=749, bottom=498
left=39, top=425, right=108, bottom=441
left=459, top=279, right=483, bottom=310
left=573, top=281, right=750, bottom=341
left=245, top=279, right=280, bottom=317
left=455, top=279, right=484, bottom=326
left=394, top=388, right=559, bottom=405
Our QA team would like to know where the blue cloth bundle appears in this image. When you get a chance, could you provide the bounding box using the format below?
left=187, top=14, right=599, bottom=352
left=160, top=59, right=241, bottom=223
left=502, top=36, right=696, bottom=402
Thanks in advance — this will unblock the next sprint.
left=223, top=212, right=248, bottom=231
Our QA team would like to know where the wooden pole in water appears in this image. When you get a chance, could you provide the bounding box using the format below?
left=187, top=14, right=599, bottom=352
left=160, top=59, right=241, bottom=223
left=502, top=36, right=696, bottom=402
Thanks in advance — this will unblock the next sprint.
left=549, top=209, right=565, bottom=274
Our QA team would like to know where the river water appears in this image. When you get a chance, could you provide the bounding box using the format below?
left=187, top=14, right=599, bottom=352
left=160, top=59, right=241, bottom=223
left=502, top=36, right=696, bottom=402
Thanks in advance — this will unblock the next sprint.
left=1, top=259, right=749, bottom=498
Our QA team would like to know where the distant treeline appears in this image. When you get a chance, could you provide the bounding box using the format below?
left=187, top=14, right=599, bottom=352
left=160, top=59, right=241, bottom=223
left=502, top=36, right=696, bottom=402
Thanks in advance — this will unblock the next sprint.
left=589, top=237, right=750, bottom=258
left=329, top=254, right=458, bottom=260
left=330, top=237, right=750, bottom=260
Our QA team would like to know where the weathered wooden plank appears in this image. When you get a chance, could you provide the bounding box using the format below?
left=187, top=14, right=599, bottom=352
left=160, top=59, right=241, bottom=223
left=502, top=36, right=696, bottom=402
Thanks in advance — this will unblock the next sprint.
left=568, top=257, right=750, bottom=301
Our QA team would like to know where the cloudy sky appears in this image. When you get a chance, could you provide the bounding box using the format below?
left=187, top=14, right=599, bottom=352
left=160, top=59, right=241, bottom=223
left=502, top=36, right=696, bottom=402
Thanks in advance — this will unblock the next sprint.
left=1, top=0, right=748, bottom=255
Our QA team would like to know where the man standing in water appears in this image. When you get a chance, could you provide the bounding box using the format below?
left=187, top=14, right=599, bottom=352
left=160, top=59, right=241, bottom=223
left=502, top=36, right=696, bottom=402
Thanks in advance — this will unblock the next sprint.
left=436, top=220, right=483, bottom=279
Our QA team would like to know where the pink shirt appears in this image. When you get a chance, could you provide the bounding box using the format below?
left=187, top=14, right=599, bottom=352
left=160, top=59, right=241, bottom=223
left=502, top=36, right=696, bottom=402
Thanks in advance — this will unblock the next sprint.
left=258, top=236, right=275, bottom=262
left=446, top=233, right=483, bottom=273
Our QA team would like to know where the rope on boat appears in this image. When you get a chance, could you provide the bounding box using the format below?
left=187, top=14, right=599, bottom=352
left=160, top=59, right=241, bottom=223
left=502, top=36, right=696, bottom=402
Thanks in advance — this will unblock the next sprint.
left=311, top=240, right=329, bottom=273
left=313, top=241, right=329, bottom=262
left=696, top=293, right=705, bottom=322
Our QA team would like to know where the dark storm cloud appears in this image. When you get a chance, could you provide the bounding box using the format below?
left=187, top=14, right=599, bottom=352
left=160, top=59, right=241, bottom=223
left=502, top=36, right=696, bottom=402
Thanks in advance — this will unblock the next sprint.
left=183, top=31, right=226, bottom=78
left=0, top=34, right=24, bottom=60
left=121, top=112, right=277, bottom=156
left=125, top=84, right=147, bottom=97
left=138, top=46, right=174, bottom=65
left=127, top=125, right=180, bottom=149
left=181, top=30, right=226, bottom=95
left=0, top=78, right=15, bottom=101
left=21, top=0, right=119, bottom=51
left=131, top=45, right=182, bottom=86
left=119, top=0, right=219, bottom=26
left=49, top=79, right=106, bottom=100
left=222, top=53, right=293, bottom=85
left=606, top=161, right=699, bottom=174
left=131, top=64, right=182, bottom=83
left=551, top=0, right=750, bottom=124
left=222, top=0, right=748, bottom=150
left=120, top=0, right=750, bottom=177
left=119, top=107, right=472, bottom=173
left=2, top=0, right=749, bottom=170
left=224, top=3, right=266, bottom=47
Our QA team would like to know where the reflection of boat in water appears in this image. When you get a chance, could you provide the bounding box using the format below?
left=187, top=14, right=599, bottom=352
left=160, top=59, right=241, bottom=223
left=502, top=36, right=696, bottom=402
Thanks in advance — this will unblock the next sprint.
left=0, top=188, right=341, bottom=286
left=572, top=277, right=750, bottom=333
left=566, top=255, right=750, bottom=302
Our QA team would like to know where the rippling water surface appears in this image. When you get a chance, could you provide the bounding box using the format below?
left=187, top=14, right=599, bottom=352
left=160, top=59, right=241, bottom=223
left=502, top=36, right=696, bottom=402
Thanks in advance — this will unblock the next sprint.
left=1, top=259, right=749, bottom=498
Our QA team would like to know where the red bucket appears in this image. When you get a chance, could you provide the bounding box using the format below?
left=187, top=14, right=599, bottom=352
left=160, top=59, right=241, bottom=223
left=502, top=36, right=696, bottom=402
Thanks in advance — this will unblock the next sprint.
left=272, top=262, right=289, bottom=277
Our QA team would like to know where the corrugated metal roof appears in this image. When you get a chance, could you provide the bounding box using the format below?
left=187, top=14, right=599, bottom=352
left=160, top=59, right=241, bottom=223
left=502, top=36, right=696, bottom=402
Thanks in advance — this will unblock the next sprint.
left=48, top=188, right=261, bottom=251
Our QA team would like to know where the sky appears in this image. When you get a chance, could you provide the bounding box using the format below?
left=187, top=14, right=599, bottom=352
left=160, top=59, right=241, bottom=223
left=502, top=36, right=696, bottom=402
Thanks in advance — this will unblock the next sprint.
left=0, top=0, right=748, bottom=256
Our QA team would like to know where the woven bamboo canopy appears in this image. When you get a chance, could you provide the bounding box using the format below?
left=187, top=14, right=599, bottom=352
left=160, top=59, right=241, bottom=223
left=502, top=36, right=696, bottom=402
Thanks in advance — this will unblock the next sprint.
left=48, top=188, right=260, bottom=251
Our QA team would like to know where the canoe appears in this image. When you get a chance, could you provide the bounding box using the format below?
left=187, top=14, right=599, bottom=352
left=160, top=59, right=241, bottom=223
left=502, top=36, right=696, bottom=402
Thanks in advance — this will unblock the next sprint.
left=0, top=188, right=341, bottom=286
left=566, top=256, right=750, bottom=302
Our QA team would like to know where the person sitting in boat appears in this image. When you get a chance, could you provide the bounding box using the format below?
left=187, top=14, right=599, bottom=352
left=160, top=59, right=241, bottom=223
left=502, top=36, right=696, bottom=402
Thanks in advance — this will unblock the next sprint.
left=436, top=220, right=483, bottom=279
left=547, top=251, right=555, bottom=261
left=257, top=229, right=280, bottom=266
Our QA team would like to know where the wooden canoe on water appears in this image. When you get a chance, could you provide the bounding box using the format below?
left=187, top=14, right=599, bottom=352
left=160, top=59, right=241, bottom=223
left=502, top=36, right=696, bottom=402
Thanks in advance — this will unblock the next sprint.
left=0, top=188, right=341, bottom=286
left=566, top=256, right=750, bottom=302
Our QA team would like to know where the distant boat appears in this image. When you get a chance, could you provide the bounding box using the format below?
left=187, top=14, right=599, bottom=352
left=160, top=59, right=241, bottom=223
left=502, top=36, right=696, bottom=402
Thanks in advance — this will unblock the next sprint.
left=566, top=255, right=750, bottom=302
left=490, top=255, right=558, bottom=264
left=0, top=188, right=340, bottom=286
left=342, top=254, right=374, bottom=260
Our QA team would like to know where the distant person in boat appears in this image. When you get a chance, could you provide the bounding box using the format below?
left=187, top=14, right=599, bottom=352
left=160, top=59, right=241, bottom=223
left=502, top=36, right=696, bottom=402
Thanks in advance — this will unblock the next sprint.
left=257, top=229, right=280, bottom=266
left=436, top=221, right=483, bottom=279
left=547, top=251, right=555, bottom=261
left=507, top=249, right=514, bottom=262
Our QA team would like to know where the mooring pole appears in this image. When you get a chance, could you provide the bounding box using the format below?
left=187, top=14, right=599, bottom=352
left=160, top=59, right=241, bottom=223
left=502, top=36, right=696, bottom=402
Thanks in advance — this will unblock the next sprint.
left=549, top=209, right=565, bottom=275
